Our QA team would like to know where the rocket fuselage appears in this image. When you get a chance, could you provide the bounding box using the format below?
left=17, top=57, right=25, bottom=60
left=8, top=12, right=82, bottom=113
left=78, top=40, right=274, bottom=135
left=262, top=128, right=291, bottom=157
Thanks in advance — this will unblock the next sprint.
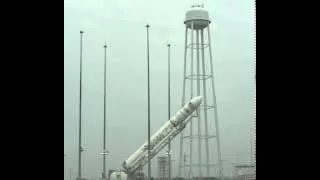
left=123, top=96, right=203, bottom=172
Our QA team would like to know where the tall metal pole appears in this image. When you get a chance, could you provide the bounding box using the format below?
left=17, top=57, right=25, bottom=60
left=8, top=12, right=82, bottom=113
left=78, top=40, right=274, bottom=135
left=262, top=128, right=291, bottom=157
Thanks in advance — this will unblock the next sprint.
left=64, top=154, right=67, bottom=180
left=146, top=24, right=151, bottom=180
left=167, top=43, right=172, bottom=180
left=78, top=30, right=84, bottom=180
left=70, top=168, right=72, bottom=180
left=103, top=43, right=107, bottom=179
left=250, top=127, right=253, bottom=165
left=254, top=59, right=256, bottom=180
left=254, top=78, right=256, bottom=180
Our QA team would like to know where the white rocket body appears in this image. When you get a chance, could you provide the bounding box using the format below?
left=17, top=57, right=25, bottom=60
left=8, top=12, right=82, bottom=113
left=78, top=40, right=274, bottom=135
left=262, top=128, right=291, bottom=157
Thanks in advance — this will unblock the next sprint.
left=122, top=96, right=203, bottom=173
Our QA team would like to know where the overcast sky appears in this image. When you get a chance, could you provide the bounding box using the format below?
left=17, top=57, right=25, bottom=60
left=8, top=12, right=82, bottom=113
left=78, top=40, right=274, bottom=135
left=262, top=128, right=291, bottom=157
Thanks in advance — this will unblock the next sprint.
left=64, top=0, right=255, bottom=179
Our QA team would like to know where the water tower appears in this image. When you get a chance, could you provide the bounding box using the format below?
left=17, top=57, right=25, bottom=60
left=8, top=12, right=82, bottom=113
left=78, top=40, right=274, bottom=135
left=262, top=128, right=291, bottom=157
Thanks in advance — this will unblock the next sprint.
left=177, top=5, right=223, bottom=180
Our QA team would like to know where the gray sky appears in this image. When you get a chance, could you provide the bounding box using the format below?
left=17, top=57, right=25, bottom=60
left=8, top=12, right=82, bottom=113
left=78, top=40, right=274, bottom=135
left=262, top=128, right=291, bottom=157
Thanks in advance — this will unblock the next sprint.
left=64, top=0, right=255, bottom=178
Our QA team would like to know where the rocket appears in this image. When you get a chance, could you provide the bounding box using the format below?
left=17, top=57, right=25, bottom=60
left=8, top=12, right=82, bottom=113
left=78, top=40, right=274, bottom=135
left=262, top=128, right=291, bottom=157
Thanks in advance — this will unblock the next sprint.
left=123, top=96, right=203, bottom=172
left=171, top=96, right=203, bottom=126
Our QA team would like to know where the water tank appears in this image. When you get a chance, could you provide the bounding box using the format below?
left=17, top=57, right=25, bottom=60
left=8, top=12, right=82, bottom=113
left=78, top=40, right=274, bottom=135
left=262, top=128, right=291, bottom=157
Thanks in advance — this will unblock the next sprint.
left=184, top=7, right=211, bottom=29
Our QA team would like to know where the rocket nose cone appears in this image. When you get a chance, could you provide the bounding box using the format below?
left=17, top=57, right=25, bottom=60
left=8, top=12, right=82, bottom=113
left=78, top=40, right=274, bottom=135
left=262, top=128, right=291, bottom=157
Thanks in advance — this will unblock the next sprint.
left=190, top=96, right=203, bottom=107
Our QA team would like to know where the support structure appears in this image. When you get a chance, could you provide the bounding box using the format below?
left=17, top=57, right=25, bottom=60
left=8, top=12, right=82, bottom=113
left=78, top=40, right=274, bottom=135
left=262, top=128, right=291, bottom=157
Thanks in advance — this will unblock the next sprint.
left=158, top=156, right=169, bottom=180
left=177, top=6, right=223, bottom=180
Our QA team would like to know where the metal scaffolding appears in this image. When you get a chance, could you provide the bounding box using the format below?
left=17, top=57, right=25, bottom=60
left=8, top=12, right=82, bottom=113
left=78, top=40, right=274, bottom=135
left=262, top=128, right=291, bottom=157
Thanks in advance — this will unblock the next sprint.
left=158, top=156, right=169, bottom=180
